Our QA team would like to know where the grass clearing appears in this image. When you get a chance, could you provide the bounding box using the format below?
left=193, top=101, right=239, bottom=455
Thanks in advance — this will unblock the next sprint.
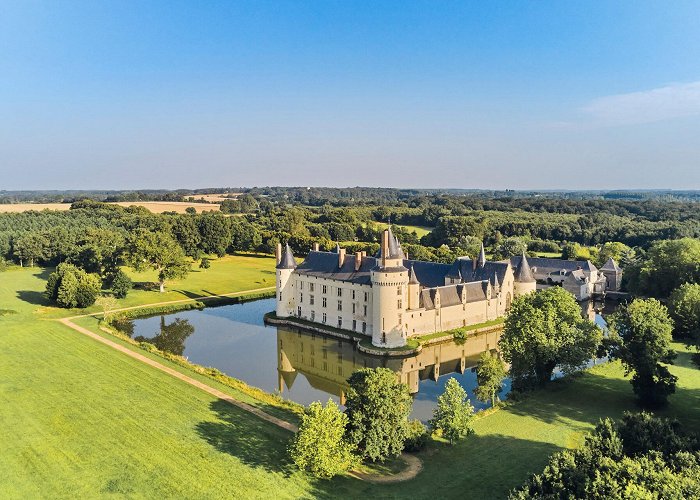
left=2, top=261, right=700, bottom=497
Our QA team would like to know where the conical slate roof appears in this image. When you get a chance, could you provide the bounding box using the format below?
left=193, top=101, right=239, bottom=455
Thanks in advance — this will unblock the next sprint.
left=514, top=251, right=536, bottom=283
left=276, top=243, right=297, bottom=269
left=380, top=227, right=405, bottom=260
left=409, top=265, right=420, bottom=285
left=600, top=258, right=621, bottom=272
left=477, top=243, right=486, bottom=268
left=491, top=272, right=500, bottom=291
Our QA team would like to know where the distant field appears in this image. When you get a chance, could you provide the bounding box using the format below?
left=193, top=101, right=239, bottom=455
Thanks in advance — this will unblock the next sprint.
left=375, top=222, right=434, bottom=238
left=196, top=193, right=241, bottom=202
left=0, top=201, right=220, bottom=214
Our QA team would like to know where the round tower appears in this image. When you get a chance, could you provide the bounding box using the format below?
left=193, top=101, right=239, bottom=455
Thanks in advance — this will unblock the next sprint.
left=275, top=243, right=297, bottom=318
left=371, top=229, right=409, bottom=348
left=513, top=251, right=537, bottom=297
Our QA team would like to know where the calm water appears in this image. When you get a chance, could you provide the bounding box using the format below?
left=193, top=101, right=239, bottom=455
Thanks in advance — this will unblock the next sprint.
left=117, top=297, right=609, bottom=421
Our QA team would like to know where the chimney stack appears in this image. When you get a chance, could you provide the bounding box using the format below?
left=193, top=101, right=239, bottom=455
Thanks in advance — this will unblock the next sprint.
left=355, top=251, right=362, bottom=271
left=312, top=242, right=319, bottom=252
left=275, top=242, right=282, bottom=265
left=338, top=248, right=346, bottom=268
left=381, top=229, right=389, bottom=267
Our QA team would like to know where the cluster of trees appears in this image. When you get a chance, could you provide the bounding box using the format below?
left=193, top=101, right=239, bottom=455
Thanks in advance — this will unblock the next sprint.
left=512, top=413, right=700, bottom=498
left=289, top=367, right=482, bottom=479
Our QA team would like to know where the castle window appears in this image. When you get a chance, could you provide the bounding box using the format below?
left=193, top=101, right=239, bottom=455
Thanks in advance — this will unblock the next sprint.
left=337, top=317, right=342, bottom=328
left=309, top=283, right=315, bottom=292
left=300, top=293, right=303, bottom=303
left=299, top=282, right=303, bottom=290
left=352, top=290, right=356, bottom=300
left=397, top=299, right=403, bottom=309
left=352, top=319, right=357, bottom=331
left=322, top=312, right=327, bottom=323
left=297, top=306, right=301, bottom=317
left=310, top=295, right=315, bottom=305
left=397, top=286, right=402, bottom=296
left=278, top=293, right=282, bottom=301
left=337, top=300, right=342, bottom=311
left=322, top=285, right=327, bottom=294
left=363, top=305, right=368, bottom=316
left=311, top=311, right=315, bottom=321
left=337, top=288, right=342, bottom=297
left=362, top=322, right=367, bottom=333
left=322, top=297, right=327, bottom=308
left=352, top=303, right=356, bottom=314
left=364, top=292, right=368, bottom=302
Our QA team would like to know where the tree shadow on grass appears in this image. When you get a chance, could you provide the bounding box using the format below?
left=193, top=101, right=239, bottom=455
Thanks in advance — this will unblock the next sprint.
left=504, top=370, right=636, bottom=433
left=306, top=433, right=563, bottom=499
left=16, top=290, right=51, bottom=306
left=195, top=399, right=296, bottom=476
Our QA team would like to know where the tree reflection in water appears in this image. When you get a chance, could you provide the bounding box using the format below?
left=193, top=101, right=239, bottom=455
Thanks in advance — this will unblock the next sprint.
left=134, top=316, right=195, bottom=356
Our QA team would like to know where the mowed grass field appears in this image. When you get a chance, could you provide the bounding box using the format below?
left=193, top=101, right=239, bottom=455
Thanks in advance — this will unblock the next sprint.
left=2, top=261, right=699, bottom=498
left=0, top=201, right=220, bottom=214
left=29, top=253, right=276, bottom=319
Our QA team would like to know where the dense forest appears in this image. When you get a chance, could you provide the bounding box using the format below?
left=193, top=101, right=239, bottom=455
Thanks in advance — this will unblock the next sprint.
left=1, top=189, right=699, bottom=304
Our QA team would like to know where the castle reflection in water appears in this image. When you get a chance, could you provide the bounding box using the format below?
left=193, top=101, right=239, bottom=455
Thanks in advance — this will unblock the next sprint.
left=276, top=299, right=604, bottom=405
left=276, top=326, right=501, bottom=405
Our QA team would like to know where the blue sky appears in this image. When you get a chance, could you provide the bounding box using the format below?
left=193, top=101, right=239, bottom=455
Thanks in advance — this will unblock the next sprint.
left=1, top=1, right=699, bottom=190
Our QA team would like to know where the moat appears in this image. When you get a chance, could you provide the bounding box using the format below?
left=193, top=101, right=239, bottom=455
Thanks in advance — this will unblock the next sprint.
left=115, top=297, right=609, bottom=421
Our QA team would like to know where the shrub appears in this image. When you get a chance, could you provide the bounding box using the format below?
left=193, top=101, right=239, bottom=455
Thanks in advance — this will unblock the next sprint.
left=199, top=257, right=211, bottom=269
left=110, top=269, right=133, bottom=299
left=46, top=263, right=101, bottom=308
left=404, top=420, right=429, bottom=452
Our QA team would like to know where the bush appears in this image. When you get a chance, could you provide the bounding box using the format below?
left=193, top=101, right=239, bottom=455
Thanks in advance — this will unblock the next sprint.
left=46, top=263, right=102, bottom=308
left=110, top=269, right=133, bottom=299
left=404, top=420, right=429, bottom=452
left=199, top=257, right=211, bottom=269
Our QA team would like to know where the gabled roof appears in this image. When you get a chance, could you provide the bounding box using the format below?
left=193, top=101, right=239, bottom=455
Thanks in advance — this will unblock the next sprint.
left=600, top=258, right=621, bottom=272
left=295, top=251, right=377, bottom=284
left=510, top=256, right=598, bottom=274
left=276, top=243, right=297, bottom=270
left=514, top=252, right=536, bottom=283
left=418, top=281, right=488, bottom=310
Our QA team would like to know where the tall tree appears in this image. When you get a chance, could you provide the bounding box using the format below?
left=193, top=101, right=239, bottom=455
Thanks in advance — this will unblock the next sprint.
left=345, top=368, right=412, bottom=462
left=127, top=230, right=190, bottom=293
left=669, top=282, right=700, bottom=346
left=474, top=351, right=507, bottom=407
left=289, top=400, right=357, bottom=479
left=499, top=287, right=602, bottom=390
left=429, top=378, right=475, bottom=445
left=607, top=299, right=677, bottom=407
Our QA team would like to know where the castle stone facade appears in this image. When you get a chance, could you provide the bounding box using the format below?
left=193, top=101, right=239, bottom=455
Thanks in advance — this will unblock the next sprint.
left=275, top=228, right=537, bottom=348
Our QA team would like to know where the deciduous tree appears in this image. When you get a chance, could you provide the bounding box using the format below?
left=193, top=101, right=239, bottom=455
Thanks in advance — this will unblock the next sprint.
left=345, top=368, right=412, bottom=462
left=475, top=351, right=507, bottom=407
left=289, top=400, right=356, bottom=479
left=429, top=378, right=475, bottom=445
left=499, top=287, right=602, bottom=390
left=127, top=230, right=190, bottom=293
left=607, top=298, right=677, bottom=407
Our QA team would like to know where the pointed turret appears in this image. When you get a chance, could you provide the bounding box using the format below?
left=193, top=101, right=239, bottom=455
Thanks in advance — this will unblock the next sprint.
left=514, top=251, right=535, bottom=283
left=477, top=243, right=486, bottom=268
left=600, top=258, right=621, bottom=272
left=276, top=243, right=297, bottom=270
left=513, top=251, right=537, bottom=297
left=409, top=265, right=420, bottom=285
left=335, top=243, right=341, bottom=253
left=491, top=273, right=500, bottom=293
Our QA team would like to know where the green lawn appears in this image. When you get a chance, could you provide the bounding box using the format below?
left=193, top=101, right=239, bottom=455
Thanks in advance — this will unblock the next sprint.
left=24, top=253, right=277, bottom=319
left=2, top=264, right=700, bottom=498
left=375, top=222, right=434, bottom=238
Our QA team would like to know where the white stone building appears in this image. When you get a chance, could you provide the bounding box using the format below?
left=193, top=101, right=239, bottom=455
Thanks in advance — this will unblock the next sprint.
left=275, top=228, right=537, bottom=348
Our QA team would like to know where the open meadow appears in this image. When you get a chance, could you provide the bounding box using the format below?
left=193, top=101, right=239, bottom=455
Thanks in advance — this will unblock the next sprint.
left=0, top=201, right=220, bottom=214
left=1, top=259, right=699, bottom=498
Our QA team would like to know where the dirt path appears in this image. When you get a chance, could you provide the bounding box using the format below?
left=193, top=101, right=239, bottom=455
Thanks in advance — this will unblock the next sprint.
left=349, top=453, right=423, bottom=483
left=65, top=286, right=276, bottom=320
left=57, top=317, right=298, bottom=433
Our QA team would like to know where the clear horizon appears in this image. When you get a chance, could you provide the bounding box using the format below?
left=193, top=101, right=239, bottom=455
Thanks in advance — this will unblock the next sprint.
left=2, top=1, right=699, bottom=190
